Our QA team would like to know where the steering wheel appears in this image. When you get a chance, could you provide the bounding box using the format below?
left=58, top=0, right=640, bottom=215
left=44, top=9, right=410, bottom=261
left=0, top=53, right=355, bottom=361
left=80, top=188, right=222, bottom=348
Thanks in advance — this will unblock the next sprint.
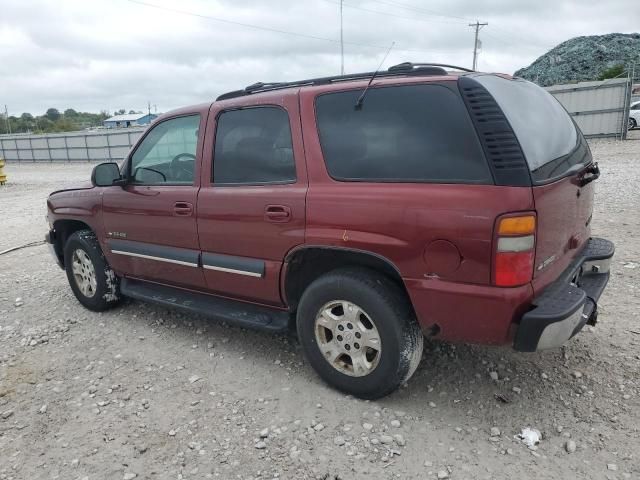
left=170, top=153, right=196, bottom=182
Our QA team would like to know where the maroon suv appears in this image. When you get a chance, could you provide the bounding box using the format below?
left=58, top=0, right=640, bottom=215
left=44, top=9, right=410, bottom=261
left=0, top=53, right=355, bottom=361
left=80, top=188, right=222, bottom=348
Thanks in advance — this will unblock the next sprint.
left=46, top=63, right=614, bottom=399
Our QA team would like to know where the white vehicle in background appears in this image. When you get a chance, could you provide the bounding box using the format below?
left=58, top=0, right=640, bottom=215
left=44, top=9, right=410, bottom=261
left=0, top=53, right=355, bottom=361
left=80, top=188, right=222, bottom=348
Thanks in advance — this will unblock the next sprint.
left=629, top=101, right=640, bottom=130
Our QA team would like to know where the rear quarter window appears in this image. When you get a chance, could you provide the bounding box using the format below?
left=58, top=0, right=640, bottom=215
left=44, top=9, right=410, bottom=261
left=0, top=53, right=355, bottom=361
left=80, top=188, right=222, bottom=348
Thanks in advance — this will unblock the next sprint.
left=315, top=84, right=492, bottom=183
left=474, top=75, right=586, bottom=183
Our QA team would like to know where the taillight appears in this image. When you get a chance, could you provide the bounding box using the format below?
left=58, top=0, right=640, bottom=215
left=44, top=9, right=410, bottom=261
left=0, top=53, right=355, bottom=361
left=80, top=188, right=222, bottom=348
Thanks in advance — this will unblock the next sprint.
left=494, top=214, right=536, bottom=287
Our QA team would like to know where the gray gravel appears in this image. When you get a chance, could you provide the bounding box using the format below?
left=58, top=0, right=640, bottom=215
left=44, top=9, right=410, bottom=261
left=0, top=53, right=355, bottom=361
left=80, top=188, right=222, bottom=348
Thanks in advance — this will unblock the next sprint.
left=1, top=134, right=639, bottom=479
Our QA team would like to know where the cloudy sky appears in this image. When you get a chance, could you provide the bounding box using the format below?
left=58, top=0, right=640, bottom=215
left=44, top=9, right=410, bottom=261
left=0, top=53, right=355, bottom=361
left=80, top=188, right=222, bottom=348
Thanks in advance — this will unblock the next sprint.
left=1, top=0, right=636, bottom=115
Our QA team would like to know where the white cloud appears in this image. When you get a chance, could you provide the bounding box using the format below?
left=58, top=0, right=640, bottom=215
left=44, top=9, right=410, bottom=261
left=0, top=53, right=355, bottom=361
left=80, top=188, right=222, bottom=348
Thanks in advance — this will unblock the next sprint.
left=1, top=0, right=637, bottom=115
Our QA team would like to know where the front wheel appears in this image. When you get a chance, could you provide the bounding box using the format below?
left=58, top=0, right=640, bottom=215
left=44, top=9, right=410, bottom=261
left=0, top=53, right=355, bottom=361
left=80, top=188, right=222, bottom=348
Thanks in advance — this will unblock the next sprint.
left=629, top=118, right=637, bottom=130
left=64, top=230, right=121, bottom=311
left=297, top=268, right=423, bottom=399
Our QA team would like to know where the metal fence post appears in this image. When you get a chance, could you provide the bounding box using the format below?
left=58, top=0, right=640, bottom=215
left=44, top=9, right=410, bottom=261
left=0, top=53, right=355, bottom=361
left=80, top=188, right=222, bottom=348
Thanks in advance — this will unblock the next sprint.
left=63, top=135, right=69, bottom=163
left=621, top=72, right=631, bottom=140
left=28, top=136, right=34, bottom=162
left=105, top=132, right=111, bottom=162
left=45, top=136, right=52, bottom=162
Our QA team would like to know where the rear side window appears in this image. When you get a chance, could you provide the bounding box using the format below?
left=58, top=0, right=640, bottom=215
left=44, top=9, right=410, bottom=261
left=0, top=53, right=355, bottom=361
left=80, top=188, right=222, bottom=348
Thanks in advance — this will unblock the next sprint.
left=214, top=107, right=296, bottom=185
left=475, top=75, right=583, bottom=182
left=315, top=84, right=491, bottom=183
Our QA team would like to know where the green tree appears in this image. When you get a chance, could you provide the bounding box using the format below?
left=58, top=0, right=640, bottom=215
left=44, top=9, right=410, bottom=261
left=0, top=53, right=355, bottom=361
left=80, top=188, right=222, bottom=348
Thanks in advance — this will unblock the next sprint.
left=116, top=109, right=126, bottom=115
left=20, top=112, right=34, bottom=121
left=37, top=118, right=54, bottom=132
left=598, top=64, right=625, bottom=81
left=64, top=108, right=78, bottom=117
left=45, top=108, right=61, bottom=121
left=52, top=118, right=75, bottom=132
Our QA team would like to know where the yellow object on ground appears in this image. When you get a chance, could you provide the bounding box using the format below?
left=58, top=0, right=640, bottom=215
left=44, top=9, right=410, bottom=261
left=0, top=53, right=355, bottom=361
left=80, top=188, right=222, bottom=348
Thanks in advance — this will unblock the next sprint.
left=0, top=158, right=6, bottom=185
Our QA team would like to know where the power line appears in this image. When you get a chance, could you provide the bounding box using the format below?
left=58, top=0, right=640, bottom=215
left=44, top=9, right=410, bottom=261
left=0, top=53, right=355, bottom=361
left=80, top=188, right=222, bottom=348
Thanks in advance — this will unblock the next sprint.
left=320, top=0, right=468, bottom=25
left=124, top=0, right=438, bottom=56
left=365, top=0, right=472, bottom=22
left=484, top=25, right=556, bottom=50
left=362, top=0, right=557, bottom=52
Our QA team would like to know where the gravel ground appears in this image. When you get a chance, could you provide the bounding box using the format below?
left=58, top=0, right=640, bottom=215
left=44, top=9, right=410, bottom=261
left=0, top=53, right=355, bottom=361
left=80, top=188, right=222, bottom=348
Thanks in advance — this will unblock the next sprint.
left=1, top=135, right=639, bottom=480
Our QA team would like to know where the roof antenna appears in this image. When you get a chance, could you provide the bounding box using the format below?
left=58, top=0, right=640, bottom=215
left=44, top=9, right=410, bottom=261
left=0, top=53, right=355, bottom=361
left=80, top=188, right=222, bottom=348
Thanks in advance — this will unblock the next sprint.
left=354, top=41, right=395, bottom=110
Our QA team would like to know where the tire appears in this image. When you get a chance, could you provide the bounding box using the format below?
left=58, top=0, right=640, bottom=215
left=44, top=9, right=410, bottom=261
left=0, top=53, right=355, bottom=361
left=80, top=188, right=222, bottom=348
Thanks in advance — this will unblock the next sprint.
left=64, top=230, right=121, bottom=311
left=629, top=118, right=637, bottom=130
left=296, top=267, right=423, bottom=399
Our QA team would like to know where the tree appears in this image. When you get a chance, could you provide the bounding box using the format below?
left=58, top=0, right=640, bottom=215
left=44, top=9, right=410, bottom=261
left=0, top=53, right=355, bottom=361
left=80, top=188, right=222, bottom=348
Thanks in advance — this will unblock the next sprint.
left=21, top=112, right=34, bottom=121
left=598, top=64, right=625, bottom=81
left=116, top=109, right=126, bottom=115
left=64, top=108, right=78, bottom=117
left=45, top=108, right=61, bottom=121
left=37, top=117, right=54, bottom=132
left=128, top=110, right=137, bottom=114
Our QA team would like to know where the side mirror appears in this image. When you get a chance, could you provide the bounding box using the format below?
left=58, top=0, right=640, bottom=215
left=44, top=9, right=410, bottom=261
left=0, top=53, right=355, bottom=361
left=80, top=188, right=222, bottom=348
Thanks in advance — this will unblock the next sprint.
left=91, top=162, right=123, bottom=187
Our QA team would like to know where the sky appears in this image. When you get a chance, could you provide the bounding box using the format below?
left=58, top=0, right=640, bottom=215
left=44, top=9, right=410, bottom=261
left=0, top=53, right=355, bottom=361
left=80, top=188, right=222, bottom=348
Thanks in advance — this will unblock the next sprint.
left=1, top=0, right=637, bottom=116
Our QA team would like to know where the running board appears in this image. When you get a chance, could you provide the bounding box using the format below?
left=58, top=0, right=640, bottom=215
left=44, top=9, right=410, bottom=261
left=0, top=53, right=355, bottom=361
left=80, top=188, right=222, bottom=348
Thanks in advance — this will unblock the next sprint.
left=120, top=278, right=291, bottom=333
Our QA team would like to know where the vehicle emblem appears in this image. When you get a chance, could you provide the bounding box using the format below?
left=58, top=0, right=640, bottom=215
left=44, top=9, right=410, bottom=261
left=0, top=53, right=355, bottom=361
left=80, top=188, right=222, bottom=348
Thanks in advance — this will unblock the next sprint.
left=537, top=254, right=557, bottom=271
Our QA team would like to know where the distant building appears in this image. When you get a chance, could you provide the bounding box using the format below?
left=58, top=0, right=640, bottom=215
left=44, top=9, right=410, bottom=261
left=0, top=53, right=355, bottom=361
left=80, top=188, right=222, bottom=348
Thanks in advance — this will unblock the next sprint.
left=103, top=113, right=157, bottom=128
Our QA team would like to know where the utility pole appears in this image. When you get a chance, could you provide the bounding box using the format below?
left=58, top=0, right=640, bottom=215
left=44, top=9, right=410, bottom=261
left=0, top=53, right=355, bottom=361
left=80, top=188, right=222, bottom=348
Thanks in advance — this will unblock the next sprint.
left=469, top=20, right=488, bottom=71
left=148, top=101, right=151, bottom=118
left=4, top=105, right=11, bottom=134
left=340, top=0, right=344, bottom=75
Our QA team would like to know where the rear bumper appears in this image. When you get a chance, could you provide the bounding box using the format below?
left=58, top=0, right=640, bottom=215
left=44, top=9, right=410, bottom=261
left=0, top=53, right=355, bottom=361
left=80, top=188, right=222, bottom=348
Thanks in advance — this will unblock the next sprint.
left=513, top=237, right=614, bottom=352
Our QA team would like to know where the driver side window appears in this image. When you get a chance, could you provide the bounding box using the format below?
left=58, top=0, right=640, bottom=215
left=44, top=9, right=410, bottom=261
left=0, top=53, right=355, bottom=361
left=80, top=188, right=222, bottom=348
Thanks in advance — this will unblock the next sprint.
left=130, top=114, right=200, bottom=185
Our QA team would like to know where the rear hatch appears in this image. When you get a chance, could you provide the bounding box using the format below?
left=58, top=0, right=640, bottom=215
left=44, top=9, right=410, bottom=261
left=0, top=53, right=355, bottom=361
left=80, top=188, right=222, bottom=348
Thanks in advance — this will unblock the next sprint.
left=475, top=75, right=596, bottom=293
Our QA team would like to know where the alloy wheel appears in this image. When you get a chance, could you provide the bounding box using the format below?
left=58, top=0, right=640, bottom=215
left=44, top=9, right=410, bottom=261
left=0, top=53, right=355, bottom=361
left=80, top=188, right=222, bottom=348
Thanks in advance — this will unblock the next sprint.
left=71, top=248, right=97, bottom=298
left=314, top=300, right=382, bottom=377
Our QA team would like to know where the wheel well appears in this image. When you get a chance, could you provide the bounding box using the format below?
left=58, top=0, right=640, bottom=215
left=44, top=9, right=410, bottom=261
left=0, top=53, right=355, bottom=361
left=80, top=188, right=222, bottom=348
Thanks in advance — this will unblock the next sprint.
left=284, top=248, right=409, bottom=311
left=53, top=220, right=92, bottom=263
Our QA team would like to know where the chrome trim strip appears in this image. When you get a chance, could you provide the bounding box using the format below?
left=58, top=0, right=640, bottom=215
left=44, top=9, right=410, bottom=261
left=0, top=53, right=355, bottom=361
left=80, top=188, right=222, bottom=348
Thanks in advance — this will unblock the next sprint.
left=203, top=264, right=263, bottom=277
left=111, top=250, right=198, bottom=267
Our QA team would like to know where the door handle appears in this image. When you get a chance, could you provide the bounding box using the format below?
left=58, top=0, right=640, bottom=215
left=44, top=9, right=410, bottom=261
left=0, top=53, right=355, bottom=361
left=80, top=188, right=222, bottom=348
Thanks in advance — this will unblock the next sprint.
left=265, top=204, right=291, bottom=222
left=174, top=201, right=193, bottom=216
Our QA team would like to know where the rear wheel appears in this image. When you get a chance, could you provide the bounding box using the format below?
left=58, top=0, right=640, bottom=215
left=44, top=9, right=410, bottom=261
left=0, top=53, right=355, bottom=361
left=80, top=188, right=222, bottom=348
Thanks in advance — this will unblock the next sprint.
left=629, top=118, right=637, bottom=130
left=297, top=268, right=423, bottom=399
left=64, top=230, right=121, bottom=311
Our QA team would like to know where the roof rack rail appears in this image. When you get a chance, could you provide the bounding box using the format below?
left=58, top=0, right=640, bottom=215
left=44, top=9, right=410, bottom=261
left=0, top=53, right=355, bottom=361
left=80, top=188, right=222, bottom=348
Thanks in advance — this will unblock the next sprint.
left=388, top=62, right=475, bottom=73
left=216, top=61, right=470, bottom=101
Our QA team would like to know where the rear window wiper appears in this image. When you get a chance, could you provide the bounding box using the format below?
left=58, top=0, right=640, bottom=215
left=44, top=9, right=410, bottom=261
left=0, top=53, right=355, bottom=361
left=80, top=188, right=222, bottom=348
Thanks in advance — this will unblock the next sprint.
left=579, top=162, right=600, bottom=187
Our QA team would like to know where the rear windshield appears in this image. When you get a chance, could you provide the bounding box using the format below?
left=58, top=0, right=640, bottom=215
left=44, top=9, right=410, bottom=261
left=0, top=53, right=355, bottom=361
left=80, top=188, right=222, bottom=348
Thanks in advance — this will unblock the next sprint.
left=315, top=84, right=491, bottom=183
left=474, top=75, right=585, bottom=182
